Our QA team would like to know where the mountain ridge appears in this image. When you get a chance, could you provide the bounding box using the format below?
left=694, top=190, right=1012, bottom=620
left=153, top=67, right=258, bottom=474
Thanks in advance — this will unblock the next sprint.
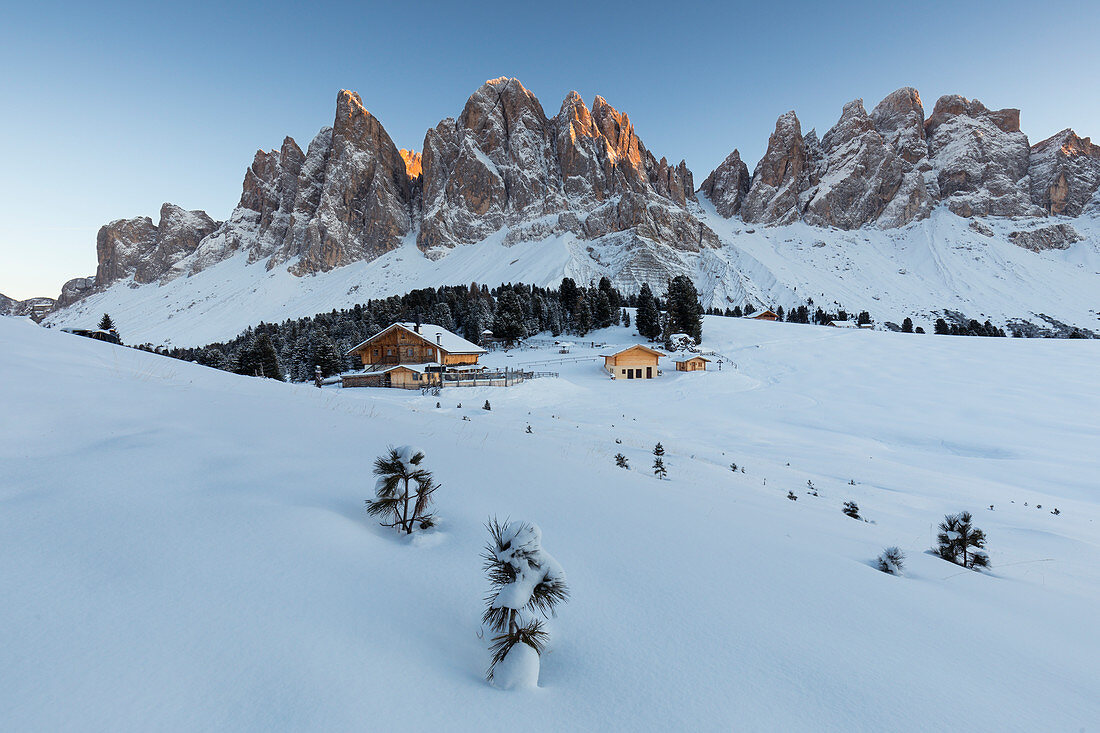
left=29, top=78, right=1100, bottom=340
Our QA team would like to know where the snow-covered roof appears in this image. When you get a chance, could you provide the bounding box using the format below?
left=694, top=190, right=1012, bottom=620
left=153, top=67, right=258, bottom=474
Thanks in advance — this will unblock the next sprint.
left=675, top=355, right=711, bottom=363
left=601, top=344, right=665, bottom=358
left=347, top=323, right=487, bottom=356
left=829, top=320, right=860, bottom=328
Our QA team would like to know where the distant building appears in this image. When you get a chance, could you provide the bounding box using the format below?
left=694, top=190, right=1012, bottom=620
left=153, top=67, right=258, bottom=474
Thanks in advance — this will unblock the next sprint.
left=343, top=322, right=487, bottom=389
left=675, top=355, right=710, bottom=372
left=749, top=309, right=779, bottom=321
left=601, top=344, right=664, bottom=380
left=828, top=320, right=859, bottom=328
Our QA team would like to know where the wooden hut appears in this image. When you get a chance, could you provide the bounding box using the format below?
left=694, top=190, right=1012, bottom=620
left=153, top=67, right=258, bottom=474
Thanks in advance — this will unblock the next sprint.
left=674, top=355, right=710, bottom=372
left=342, top=323, right=486, bottom=388
left=749, top=309, right=780, bottom=321
left=601, top=344, right=664, bottom=380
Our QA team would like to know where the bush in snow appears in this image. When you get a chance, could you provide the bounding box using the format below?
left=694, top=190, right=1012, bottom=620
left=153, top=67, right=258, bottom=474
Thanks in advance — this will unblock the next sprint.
left=615, top=453, right=629, bottom=469
left=482, top=518, right=569, bottom=688
left=787, top=491, right=798, bottom=501
left=364, top=446, right=438, bottom=534
left=876, top=547, right=905, bottom=575
left=483, top=400, right=491, bottom=411
left=729, top=462, right=738, bottom=472
left=935, top=511, right=990, bottom=569
left=842, top=501, right=861, bottom=519
left=806, top=480, right=818, bottom=496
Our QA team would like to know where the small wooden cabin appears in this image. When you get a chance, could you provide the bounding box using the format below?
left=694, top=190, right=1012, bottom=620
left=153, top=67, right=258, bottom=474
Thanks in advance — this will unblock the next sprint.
left=675, top=355, right=710, bottom=372
left=602, top=344, right=664, bottom=380
left=343, top=323, right=487, bottom=388
left=346, top=323, right=486, bottom=369
left=750, top=309, right=779, bottom=321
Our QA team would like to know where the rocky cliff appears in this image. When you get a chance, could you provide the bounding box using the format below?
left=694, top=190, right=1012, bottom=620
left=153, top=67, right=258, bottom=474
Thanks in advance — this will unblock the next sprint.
left=49, top=80, right=1097, bottom=313
left=723, top=87, right=1099, bottom=231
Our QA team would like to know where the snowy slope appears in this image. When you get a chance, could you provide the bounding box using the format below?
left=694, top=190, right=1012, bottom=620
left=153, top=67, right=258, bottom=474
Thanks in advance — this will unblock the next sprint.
left=45, top=207, right=1100, bottom=347
left=3, top=316, right=1099, bottom=731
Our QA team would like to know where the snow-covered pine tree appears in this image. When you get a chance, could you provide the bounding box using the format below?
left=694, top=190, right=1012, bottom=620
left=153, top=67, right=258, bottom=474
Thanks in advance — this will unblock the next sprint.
left=364, top=446, right=438, bottom=534
left=842, top=501, right=860, bottom=519
left=615, top=453, right=629, bottom=468
left=876, top=547, right=905, bottom=575
left=806, top=480, right=818, bottom=496
left=483, top=400, right=491, bottom=411
left=935, top=511, right=989, bottom=569
left=526, top=424, right=532, bottom=434
left=482, top=518, right=569, bottom=688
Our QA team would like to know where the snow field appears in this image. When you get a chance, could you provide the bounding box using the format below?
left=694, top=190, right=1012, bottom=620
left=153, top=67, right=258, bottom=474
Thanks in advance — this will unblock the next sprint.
left=2, top=315, right=1099, bottom=731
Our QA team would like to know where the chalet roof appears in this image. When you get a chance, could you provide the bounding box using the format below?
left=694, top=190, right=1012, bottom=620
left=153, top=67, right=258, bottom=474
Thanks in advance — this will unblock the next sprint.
left=748, top=309, right=779, bottom=319
left=600, top=344, right=666, bottom=359
left=828, top=320, right=859, bottom=328
left=675, top=355, right=711, bottom=363
left=347, top=322, right=487, bottom=356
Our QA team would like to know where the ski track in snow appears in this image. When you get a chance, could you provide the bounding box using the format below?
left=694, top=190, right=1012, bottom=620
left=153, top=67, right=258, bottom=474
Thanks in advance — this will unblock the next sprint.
left=2, top=315, right=1099, bottom=730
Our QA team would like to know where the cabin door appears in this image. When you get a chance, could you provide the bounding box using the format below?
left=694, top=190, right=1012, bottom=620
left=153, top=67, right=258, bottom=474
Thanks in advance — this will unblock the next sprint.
left=646, top=367, right=652, bottom=378
left=626, top=369, right=633, bottom=380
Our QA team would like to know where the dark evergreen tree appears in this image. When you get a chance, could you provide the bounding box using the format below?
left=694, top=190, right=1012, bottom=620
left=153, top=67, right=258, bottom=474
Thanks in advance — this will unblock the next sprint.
left=901, top=317, right=914, bottom=333
left=98, top=313, right=114, bottom=330
left=615, top=453, right=629, bottom=468
left=483, top=400, right=492, bottom=411
left=572, top=294, right=593, bottom=336
left=857, top=310, right=872, bottom=326
left=635, top=283, right=662, bottom=341
left=665, top=275, right=704, bottom=342
left=934, top=318, right=950, bottom=335
left=492, top=289, right=527, bottom=344
left=621, top=309, right=630, bottom=328
left=311, top=334, right=344, bottom=378
left=842, top=501, right=860, bottom=519
left=935, top=511, right=990, bottom=569
left=652, top=443, right=667, bottom=479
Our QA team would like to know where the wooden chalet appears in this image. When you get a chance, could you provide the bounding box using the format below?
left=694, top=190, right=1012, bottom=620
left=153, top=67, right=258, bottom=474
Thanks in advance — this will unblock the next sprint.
left=601, top=344, right=664, bottom=380
left=749, top=309, right=779, bottom=321
left=674, top=355, right=710, bottom=372
left=342, top=322, right=487, bottom=389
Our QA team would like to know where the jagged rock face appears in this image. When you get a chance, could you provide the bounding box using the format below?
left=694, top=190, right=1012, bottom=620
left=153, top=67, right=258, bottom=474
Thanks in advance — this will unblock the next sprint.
left=699, top=149, right=750, bottom=217
left=1008, top=223, right=1082, bottom=252
left=95, top=216, right=158, bottom=286
left=925, top=95, right=1039, bottom=218
left=741, top=112, right=810, bottom=225
left=1028, top=129, right=1100, bottom=216
left=133, top=204, right=218, bottom=284
left=420, top=78, right=564, bottom=251
left=288, top=90, right=413, bottom=275
left=419, top=79, right=713, bottom=263
left=871, top=88, right=936, bottom=227
left=56, top=276, right=96, bottom=308
left=802, top=99, right=904, bottom=229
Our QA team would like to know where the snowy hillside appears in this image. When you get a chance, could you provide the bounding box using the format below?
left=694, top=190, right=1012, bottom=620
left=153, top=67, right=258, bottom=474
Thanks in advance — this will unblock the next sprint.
left=45, top=207, right=1100, bottom=347
left=3, top=316, right=1099, bottom=730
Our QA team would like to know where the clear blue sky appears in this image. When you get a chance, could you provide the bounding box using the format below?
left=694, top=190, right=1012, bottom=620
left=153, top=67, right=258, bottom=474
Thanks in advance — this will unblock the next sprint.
left=2, top=0, right=1098, bottom=300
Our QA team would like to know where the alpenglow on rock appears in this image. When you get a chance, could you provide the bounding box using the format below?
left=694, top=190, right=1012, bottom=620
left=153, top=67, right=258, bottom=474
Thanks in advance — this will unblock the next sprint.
left=55, top=80, right=1095, bottom=313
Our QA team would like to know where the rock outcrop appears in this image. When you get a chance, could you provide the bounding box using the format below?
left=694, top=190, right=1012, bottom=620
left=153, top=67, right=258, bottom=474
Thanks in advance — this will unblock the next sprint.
left=925, top=95, right=1039, bottom=218
left=740, top=112, right=810, bottom=225
left=57, top=276, right=96, bottom=309
left=699, top=150, right=750, bottom=217
left=802, top=99, right=904, bottom=229
left=95, top=204, right=218, bottom=287
left=1028, top=129, right=1100, bottom=216
left=870, top=87, right=936, bottom=227
left=1008, top=223, right=1082, bottom=252
left=0, top=293, right=55, bottom=320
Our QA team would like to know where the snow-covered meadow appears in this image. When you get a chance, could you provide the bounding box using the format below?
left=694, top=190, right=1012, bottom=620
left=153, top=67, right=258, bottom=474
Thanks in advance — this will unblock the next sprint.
left=3, top=315, right=1099, bottom=730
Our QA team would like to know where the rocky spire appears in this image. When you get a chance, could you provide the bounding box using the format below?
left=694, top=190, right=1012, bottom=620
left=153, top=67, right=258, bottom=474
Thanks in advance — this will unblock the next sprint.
left=741, top=112, right=809, bottom=225
left=699, top=149, right=751, bottom=217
